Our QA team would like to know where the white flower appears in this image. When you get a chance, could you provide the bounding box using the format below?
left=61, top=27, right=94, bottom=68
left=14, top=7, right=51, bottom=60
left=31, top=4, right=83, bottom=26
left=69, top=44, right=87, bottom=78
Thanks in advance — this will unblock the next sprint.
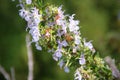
left=64, top=66, right=70, bottom=73
left=79, top=54, right=86, bottom=65
left=26, top=0, right=32, bottom=4
left=57, top=40, right=62, bottom=49
left=74, top=35, right=81, bottom=45
left=68, top=14, right=79, bottom=32
left=74, top=69, right=82, bottom=80
left=73, top=48, right=77, bottom=53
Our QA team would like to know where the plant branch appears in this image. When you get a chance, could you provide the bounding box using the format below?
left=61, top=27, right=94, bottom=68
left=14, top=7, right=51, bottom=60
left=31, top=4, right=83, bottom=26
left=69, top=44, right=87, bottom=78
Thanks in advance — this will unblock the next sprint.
left=26, top=34, right=34, bottom=80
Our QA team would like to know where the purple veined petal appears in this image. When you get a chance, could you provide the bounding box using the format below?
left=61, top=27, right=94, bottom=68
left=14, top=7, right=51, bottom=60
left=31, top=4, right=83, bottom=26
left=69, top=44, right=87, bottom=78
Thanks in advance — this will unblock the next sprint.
left=64, top=66, right=70, bottom=73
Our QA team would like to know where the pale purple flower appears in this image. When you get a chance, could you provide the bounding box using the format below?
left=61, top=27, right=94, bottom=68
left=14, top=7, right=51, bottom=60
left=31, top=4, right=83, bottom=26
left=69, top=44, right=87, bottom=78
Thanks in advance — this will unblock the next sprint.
left=21, top=7, right=42, bottom=45
left=68, top=14, right=79, bottom=32
left=29, top=27, right=40, bottom=42
left=79, top=54, right=86, bottom=65
left=74, top=69, right=82, bottom=80
left=57, top=6, right=65, bottom=20
left=35, top=42, right=42, bottom=50
left=52, top=48, right=62, bottom=61
left=61, top=20, right=67, bottom=33
left=26, top=0, right=32, bottom=4
left=61, top=40, right=68, bottom=47
left=64, top=66, right=70, bottom=73
left=31, top=7, right=42, bottom=25
left=84, top=41, right=93, bottom=51
left=19, top=8, right=30, bottom=20
left=57, top=40, right=68, bottom=48
left=24, top=7, right=41, bottom=29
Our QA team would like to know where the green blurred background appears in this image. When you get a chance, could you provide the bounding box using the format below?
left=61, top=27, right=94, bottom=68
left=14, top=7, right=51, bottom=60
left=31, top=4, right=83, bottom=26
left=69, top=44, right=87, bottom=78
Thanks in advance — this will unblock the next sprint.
left=0, top=0, right=120, bottom=80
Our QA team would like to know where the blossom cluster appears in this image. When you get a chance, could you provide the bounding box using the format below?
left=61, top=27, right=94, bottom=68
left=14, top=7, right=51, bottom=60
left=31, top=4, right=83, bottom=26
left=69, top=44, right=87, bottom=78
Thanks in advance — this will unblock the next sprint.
left=19, top=1, right=42, bottom=50
left=17, top=0, right=113, bottom=80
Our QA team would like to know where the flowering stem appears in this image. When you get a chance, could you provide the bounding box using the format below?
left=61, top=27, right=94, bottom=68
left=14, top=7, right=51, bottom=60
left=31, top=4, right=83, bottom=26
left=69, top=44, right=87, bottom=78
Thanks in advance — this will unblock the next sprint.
left=16, top=0, right=114, bottom=80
